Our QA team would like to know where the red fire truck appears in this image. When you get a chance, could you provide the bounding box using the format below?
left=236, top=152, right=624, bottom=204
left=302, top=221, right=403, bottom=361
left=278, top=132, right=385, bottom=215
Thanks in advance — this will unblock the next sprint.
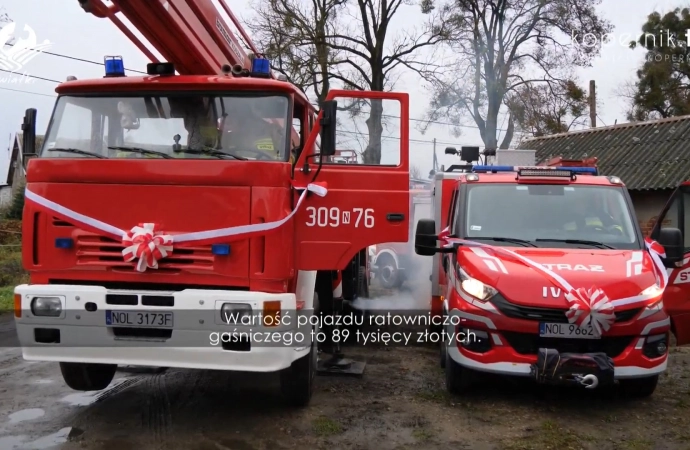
left=12, top=0, right=410, bottom=407
left=415, top=147, right=685, bottom=398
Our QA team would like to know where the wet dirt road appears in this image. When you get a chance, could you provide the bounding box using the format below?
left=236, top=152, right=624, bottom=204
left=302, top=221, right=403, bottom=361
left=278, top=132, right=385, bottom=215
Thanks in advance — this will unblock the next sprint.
left=2, top=313, right=690, bottom=450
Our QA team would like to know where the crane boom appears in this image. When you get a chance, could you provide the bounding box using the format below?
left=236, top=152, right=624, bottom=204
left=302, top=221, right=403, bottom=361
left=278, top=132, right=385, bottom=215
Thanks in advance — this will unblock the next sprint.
left=78, top=0, right=264, bottom=76
left=77, top=0, right=308, bottom=149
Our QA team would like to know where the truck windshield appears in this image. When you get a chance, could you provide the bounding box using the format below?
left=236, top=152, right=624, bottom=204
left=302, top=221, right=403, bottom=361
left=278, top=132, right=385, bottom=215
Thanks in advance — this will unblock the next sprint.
left=41, top=94, right=291, bottom=161
left=464, top=183, right=640, bottom=249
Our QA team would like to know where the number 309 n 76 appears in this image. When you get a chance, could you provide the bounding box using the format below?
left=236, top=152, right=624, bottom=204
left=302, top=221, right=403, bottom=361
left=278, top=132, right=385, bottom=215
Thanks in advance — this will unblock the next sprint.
left=305, top=207, right=374, bottom=228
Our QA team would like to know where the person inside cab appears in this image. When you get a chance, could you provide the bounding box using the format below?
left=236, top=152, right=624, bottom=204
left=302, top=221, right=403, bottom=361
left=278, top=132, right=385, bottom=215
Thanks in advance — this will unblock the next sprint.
left=170, top=96, right=217, bottom=150
left=113, top=96, right=217, bottom=158
left=563, top=192, right=623, bottom=234
left=222, top=97, right=288, bottom=161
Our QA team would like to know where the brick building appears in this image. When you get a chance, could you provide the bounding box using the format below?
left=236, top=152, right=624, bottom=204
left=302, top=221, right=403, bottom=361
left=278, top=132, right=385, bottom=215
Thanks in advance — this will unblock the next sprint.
left=517, top=115, right=690, bottom=236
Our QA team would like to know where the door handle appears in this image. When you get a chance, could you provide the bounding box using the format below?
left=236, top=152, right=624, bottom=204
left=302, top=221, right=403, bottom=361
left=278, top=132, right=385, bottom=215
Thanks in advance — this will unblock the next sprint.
left=386, top=213, right=405, bottom=222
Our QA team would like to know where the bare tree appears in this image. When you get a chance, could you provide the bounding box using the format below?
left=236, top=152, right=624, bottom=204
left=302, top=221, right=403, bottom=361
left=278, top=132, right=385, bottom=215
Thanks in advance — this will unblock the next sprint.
left=248, top=0, right=346, bottom=107
left=506, top=80, right=590, bottom=142
left=420, top=0, right=612, bottom=151
left=0, top=7, right=15, bottom=46
left=249, top=0, right=452, bottom=164
left=410, top=165, right=422, bottom=179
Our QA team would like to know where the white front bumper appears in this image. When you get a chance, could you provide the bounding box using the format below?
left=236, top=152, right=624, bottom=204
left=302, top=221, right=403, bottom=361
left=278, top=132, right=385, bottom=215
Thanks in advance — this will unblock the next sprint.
left=14, top=284, right=312, bottom=372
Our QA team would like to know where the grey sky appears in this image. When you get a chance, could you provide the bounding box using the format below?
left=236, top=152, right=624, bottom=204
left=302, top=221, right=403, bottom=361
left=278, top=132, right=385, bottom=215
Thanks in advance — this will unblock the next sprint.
left=0, top=0, right=684, bottom=180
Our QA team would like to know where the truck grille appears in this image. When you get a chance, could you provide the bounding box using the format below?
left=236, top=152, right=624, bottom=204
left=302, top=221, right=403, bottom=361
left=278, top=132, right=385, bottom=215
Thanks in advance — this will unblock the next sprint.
left=491, top=294, right=641, bottom=323
left=75, top=232, right=215, bottom=273
left=500, top=331, right=634, bottom=358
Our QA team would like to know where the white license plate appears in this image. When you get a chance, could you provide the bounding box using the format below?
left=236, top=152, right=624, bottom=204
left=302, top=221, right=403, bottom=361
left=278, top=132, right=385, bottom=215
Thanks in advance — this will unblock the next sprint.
left=539, top=322, right=600, bottom=339
left=105, top=310, right=174, bottom=328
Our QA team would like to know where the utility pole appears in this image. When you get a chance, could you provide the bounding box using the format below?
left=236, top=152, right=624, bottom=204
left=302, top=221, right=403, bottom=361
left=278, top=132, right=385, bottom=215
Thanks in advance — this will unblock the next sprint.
left=429, top=138, right=438, bottom=178
left=589, top=80, right=596, bottom=128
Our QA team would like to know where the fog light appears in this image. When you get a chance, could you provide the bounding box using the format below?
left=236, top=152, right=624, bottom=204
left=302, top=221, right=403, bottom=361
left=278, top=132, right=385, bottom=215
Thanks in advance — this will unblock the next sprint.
left=642, top=333, right=667, bottom=359
left=30, top=297, right=63, bottom=317
left=220, top=303, right=252, bottom=324
left=459, top=327, right=492, bottom=353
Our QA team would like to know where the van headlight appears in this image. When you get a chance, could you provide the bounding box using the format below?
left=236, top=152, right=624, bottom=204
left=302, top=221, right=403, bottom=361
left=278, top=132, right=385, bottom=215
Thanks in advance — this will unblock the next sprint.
left=31, top=297, right=63, bottom=317
left=457, top=268, right=497, bottom=301
left=641, top=284, right=663, bottom=297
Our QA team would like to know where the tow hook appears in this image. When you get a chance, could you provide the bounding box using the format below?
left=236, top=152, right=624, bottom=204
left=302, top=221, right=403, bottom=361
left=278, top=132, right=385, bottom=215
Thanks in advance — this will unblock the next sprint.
left=578, top=374, right=599, bottom=389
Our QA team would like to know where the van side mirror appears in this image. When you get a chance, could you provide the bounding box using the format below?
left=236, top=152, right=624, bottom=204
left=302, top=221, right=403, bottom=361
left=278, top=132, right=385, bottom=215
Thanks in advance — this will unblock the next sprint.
left=319, top=100, right=337, bottom=157
left=415, top=219, right=454, bottom=255
left=657, top=228, right=683, bottom=267
left=21, top=108, right=37, bottom=168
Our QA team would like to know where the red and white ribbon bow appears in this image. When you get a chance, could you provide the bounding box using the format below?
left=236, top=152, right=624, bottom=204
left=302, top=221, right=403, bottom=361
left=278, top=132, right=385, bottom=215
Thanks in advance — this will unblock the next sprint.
left=564, top=287, right=615, bottom=335
left=644, top=237, right=669, bottom=289
left=122, top=223, right=173, bottom=272
left=438, top=227, right=667, bottom=334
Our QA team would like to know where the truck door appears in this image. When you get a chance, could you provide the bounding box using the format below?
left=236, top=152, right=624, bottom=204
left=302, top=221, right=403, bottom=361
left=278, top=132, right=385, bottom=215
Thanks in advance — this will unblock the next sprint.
left=294, top=90, right=409, bottom=270
left=649, top=182, right=690, bottom=344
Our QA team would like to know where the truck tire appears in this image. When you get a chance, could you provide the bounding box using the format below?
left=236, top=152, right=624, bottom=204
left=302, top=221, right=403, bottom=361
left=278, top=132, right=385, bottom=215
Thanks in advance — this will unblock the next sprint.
left=445, top=348, right=474, bottom=395
left=377, top=254, right=400, bottom=289
left=280, top=293, right=319, bottom=407
left=59, top=362, right=117, bottom=391
left=618, top=375, right=658, bottom=398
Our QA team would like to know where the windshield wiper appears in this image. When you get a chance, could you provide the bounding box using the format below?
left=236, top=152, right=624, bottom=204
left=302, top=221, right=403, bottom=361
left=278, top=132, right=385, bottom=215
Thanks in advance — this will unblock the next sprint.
left=47, top=147, right=107, bottom=158
left=535, top=238, right=614, bottom=249
left=108, top=146, right=172, bottom=159
left=470, top=237, right=537, bottom=247
left=174, top=148, right=247, bottom=160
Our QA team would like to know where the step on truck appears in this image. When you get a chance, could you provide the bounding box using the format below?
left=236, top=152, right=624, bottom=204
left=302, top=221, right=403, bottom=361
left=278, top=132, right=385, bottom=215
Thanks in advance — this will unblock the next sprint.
left=12, top=0, right=410, bottom=407
left=414, top=147, right=686, bottom=398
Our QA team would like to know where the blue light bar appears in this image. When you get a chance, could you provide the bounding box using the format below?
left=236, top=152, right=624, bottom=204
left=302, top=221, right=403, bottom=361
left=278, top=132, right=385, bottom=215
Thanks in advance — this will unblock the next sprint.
left=472, top=165, right=514, bottom=172
left=104, top=56, right=125, bottom=77
left=211, top=244, right=230, bottom=256
left=250, top=57, right=270, bottom=76
left=55, top=238, right=73, bottom=249
left=471, top=165, right=598, bottom=175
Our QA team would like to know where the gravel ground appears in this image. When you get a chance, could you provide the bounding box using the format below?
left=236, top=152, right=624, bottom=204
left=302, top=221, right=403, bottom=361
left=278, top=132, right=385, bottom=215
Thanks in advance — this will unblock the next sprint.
left=1, top=311, right=689, bottom=450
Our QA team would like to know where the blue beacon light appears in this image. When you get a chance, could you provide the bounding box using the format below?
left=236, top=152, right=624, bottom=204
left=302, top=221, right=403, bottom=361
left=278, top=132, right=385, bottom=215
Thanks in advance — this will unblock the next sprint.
left=104, top=56, right=125, bottom=77
left=250, top=56, right=271, bottom=77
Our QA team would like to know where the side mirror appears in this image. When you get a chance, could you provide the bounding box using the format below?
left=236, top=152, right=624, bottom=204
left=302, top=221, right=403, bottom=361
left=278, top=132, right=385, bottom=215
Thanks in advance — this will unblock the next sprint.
left=657, top=228, right=684, bottom=267
left=319, top=100, right=337, bottom=157
left=21, top=108, right=37, bottom=168
left=415, top=219, right=454, bottom=255
left=445, top=146, right=457, bottom=155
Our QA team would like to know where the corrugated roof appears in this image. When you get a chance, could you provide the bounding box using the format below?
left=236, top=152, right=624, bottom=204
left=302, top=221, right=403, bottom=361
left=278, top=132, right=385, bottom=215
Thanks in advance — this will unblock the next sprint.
left=517, top=115, right=690, bottom=190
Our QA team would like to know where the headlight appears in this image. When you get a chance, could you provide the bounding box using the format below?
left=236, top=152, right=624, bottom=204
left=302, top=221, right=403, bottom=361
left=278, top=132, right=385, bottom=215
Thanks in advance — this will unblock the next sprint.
left=220, top=303, right=252, bottom=324
left=641, top=284, right=663, bottom=298
left=31, top=297, right=62, bottom=317
left=457, top=267, right=497, bottom=301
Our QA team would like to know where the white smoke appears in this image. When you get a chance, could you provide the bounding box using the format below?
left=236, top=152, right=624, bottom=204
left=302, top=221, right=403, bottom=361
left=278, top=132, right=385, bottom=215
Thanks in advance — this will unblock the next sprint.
left=352, top=251, right=432, bottom=311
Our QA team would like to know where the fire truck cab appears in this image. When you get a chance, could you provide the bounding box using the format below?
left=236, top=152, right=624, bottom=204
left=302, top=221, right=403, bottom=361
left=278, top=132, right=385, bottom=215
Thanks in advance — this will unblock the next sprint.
left=415, top=147, right=685, bottom=398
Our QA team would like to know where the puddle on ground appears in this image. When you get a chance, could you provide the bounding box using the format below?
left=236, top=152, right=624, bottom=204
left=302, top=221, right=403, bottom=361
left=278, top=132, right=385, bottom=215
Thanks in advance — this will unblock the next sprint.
left=60, top=378, right=129, bottom=406
left=8, top=408, right=44, bottom=424
left=0, top=427, right=71, bottom=449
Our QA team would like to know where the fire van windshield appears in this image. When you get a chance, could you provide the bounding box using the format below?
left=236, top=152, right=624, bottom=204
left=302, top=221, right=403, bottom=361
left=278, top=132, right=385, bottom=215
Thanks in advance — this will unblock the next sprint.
left=463, top=183, right=641, bottom=250
left=40, top=94, right=291, bottom=161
